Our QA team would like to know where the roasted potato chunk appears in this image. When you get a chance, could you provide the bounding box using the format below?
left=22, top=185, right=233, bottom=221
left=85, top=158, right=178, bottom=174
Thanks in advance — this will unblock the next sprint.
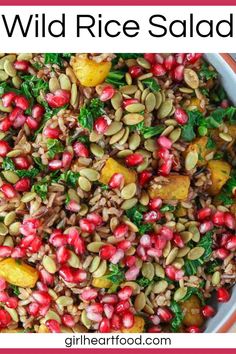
left=99, top=157, right=137, bottom=186
left=180, top=295, right=204, bottom=327
left=184, top=136, right=215, bottom=166
left=70, top=55, right=111, bottom=87
left=121, top=316, right=145, bottom=333
left=0, top=258, right=39, bottom=288
left=92, top=277, right=112, bottom=289
left=148, top=175, right=190, bottom=201
left=207, top=160, right=231, bottom=196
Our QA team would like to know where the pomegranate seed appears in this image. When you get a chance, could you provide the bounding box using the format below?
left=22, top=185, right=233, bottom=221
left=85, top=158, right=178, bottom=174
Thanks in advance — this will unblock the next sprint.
left=115, top=300, right=130, bottom=314
left=129, top=65, right=143, bottom=78
left=100, top=85, right=115, bottom=101
left=140, top=234, right=151, bottom=248
left=5, top=297, right=18, bottom=309
left=136, top=245, right=147, bottom=260
left=149, top=198, right=162, bottom=211
left=79, top=218, right=95, bottom=234
left=43, top=127, right=60, bottom=139
left=173, top=64, right=184, bottom=81
left=124, top=255, right=136, bottom=267
left=14, top=60, right=29, bottom=71
left=157, top=136, right=172, bottom=149
left=99, top=318, right=111, bottom=333
left=175, top=53, right=186, bottom=65
left=1, top=184, right=17, bottom=199
left=0, top=118, right=12, bottom=131
left=153, top=235, right=167, bottom=250
left=143, top=210, right=161, bottom=223
left=173, top=233, right=185, bottom=248
left=212, top=211, right=225, bottom=226
left=14, top=177, right=31, bottom=192
left=125, top=153, right=144, bottom=167
left=118, top=286, right=133, bottom=301
left=155, top=54, right=164, bottom=64
left=8, top=107, right=23, bottom=122
left=0, top=278, right=6, bottom=292
left=87, top=311, right=103, bottom=323
left=81, top=288, right=98, bottom=302
left=148, top=326, right=162, bottom=333
left=123, top=98, right=139, bottom=108
left=138, top=170, right=152, bottom=186
left=11, top=246, right=26, bottom=258
left=109, top=173, right=125, bottom=189
left=46, top=89, right=70, bottom=108
left=48, top=160, right=62, bottom=170
left=32, top=291, right=51, bottom=306
left=220, top=99, right=229, bottom=109
left=117, top=239, right=131, bottom=251
left=220, top=232, right=231, bottom=247
left=56, top=246, right=70, bottom=264
left=158, top=158, right=173, bottom=176
left=197, top=207, right=212, bottom=220
left=73, top=235, right=85, bottom=256
left=122, top=311, right=134, bottom=329
left=32, top=104, right=44, bottom=120
left=186, top=326, right=201, bottom=333
left=73, top=141, right=89, bottom=158
left=12, top=113, right=26, bottom=128
left=99, top=244, right=116, bottom=260
left=165, top=265, right=184, bottom=281
left=94, top=116, right=110, bottom=134
left=62, top=151, right=73, bottom=169
left=39, top=269, right=54, bottom=286
left=13, top=156, right=30, bottom=170
left=199, top=221, right=214, bottom=234
left=114, top=224, right=129, bottom=239
left=66, top=199, right=80, bottom=212
left=0, top=309, right=11, bottom=328
left=0, top=140, right=11, bottom=157
left=202, top=305, right=215, bottom=318
left=110, top=249, right=124, bottom=264
left=144, top=53, right=155, bottom=64
left=2, top=92, right=17, bottom=107
left=225, top=235, right=236, bottom=251
left=125, top=265, right=140, bottom=280
left=59, top=265, right=74, bottom=283
left=157, top=147, right=170, bottom=160
left=185, top=53, right=202, bottom=64
left=27, top=302, right=39, bottom=316
left=46, top=319, right=61, bottom=333
left=164, top=54, right=176, bottom=70
left=20, top=218, right=40, bottom=237
left=150, top=315, right=161, bottom=325
left=62, top=314, right=75, bottom=328
left=72, top=269, right=87, bottom=283
left=87, top=303, right=104, bottom=313
left=160, top=226, right=174, bottom=240
left=151, top=63, right=167, bottom=76
left=39, top=304, right=50, bottom=317
left=26, top=116, right=39, bottom=130
left=28, top=236, right=42, bottom=253
left=217, top=287, right=230, bottom=302
left=101, top=295, right=118, bottom=305
left=174, top=107, right=189, bottom=125
left=224, top=212, right=236, bottom=230
left=87, top=213, right=103, bottom=226
left=157, top=307, right=173, bottom=322
left=0, top=291, right=9, bottom=302
left=104, top=304, right=114, bottom=319
left=111, top=314, right=121, bottom=330
left=14, top=95, right=29, bottom=110
left=49, top=230, right=67, bottom=247
left=215, top=248, right=229, bottom=259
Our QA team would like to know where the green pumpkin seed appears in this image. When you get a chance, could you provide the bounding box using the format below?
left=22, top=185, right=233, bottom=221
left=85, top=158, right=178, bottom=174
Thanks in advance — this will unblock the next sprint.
left=2, top=171, right=20, bottom=184
left=141, top=88, right=149, bottom=103
left=184, top=68, right=199, bottom=89
left=219, top=132, right=232, bottom=142
left=66, top=67, right=77, bottom=83
left=3, top=236, right=13, bottom=247
left=21, top=192, right=36, bottom=203
left=158, top=99, right=173, bottom=119
left=163, top=240, right=171, bottom=258
left=17, top=53, right=32, bottom=61
left=118, top=127, right=130, bottom=145
left=153, top=280, right=168, bottom=294
left=45, top=310, right=61, bottom=324
left=7, top=149, right=22, bottom=157
left=89, top=131, right=100, bottom=142
left=137, top=57, right=151, bottom=69
left=70, top=83, right=79, bottom=108
left=121, top=183, right=137, bottom=200
left=142, top=262, right=154, bottom=280
left=155, top=264, right=165, bottom=278
left=187, top=246, right=205, bottom=260
left=138, top=73, right=153, bottom=81
left=125, top=103, right=145, bottom=113
left=174, top=287, right=188, bottom=302
left=80, top=168, right=100, bottom=182
left=0, top=223, right=8, bottom=236
left=179, top=87, right=194, bottom=93
left=56, top=296, right=74, bottom=307
left=4, top=211, right=16, bottom=226
left=144, top=304, right=154, bottom=315
left=0, top=70, right=9, bottom=81
left=166, top=247, right=179, bottom=265
left=104, top=122, right=123, bottom=136
left=9, top=222, right=21, bottom=236
left=134, top=292, right=146, bottom=311
left=139, top=191, right=149, bottom=206
left=121, top=198, right=138, bottom=210
left=109, top=128, right=125, bottom=145
left=49, top=77, right=60, bottom=93
left=92, top=260, right=107, bottom=278
left=125, top=72, right=132, bottom=85
left=12, top=76, right=22, bottom=89
left=87, top=242, right=105, bottom=253
left=177, top=246, right=190, bottom=258
left=189, top=225, right=200, bottom=242
left=120, top=85, right=137, bottom=95
left=121, top=281, right=140, bottom=295
left=59, top=74, right=71, bottom=90
left=181, top=231, right=193, bottom=244
left=212, top=271, right=221, bottom=286
left=81, top=309, right=91, bottom=329
left=123, top=113, right=144, bottom=125
left=111, top=92, right=123, bottom=110
left=4, top=307, right=18, bottom=322
left=90, top=143, right=104, bottom=158
left=115, top=107, right=123, bottom=121
left=155, top=92, right=163, bottom=110
left=68, top=251, right=81, bottom=268
left=79, top=204, right=89, bottom=216
left=42, top=255, right=57, bottom=274
left=4, top=60, right=16, bottom=77
left=89, top=256, right=101, bottom=273
left=172, top=258, right=185, bottom=269
left=169, top=128, right=181, bottom=143
left=129, top=133, right=141, bottom=150
left=185, top=150, right=198, bottom=171
left=78, top=176, right=91, bottom=192
left=0, top=55, right=16, bottom=70
left=145, top=93, right=156, bottom=113
left=144, top=139, right=157, bottom=152
left=116, top=149, right=132, bottom=158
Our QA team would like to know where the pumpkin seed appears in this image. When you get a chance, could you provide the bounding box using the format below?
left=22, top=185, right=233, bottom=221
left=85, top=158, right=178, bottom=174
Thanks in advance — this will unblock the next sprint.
left=89, top=131, right=100, bottom=143
left=3, top=236, right=13, bottom=247
left=179, top=87, right=194, bottom=94
left=45, top=310, right=61, bottom=323
left=121, top=198, right=138, bottom=210
left=70, top=84, right=79, bottom=108
left=123, top=113, right=144, bottom=125
left=109, top=128, right=125, bottom=145
left=139, top=191, right=149, bottom=206
left=137, top=158, right=149, bottom=173
left=21, top=192, right=36, bottom=203
left=185, top=150, right=198, bottom=171
left=121, top=281, right=140, bottom=295
left=80, top=168, right=100, bottom=182
left=0, top=70, right=9, bottom=81
left=125, top=103, right=145, bottom=113
left=153, top=280, right=168, bottom=294
left=111, top=92, right=123, bottom=110
left=141, top=262, right=154, bottom=280
left=59, top=74, right=71, bottom=90
left=90, top=143, right=104, bottom=158
left=129, top=133, right=141, bottom=150
left=181, top=231, right=193, bottom=243
left=89, top=256, right=101, bottom=273
left=120, top=85, right=137, bottom=95
left=144, top=304, right=154, bottom=315
left=145, top=93, right=156, bottom=113
left=116, top=149, right=132, bottom=158
left=144, top=139, right=156, bottom=152
left=154, top=264, right=165, bottom=278
left=163, top=240, right=171, bottom=258
left=4, top=307, right=18, bottom=322
left=137, top=57, right=151, bottom=69
left=4, top=60, right=16, bottom=77
left=121, top=183, right=137, bottom=200
left=158, top=99, right=173, bottom=119
left=9, top=222, right=21, bottom=236
left=68, top=189, right=80, bottom=202
left=166, top=247, right=179, bottom=265
left=138, top=73, right=153, bottom=81
left=177, top=246, right=190, bottom=258
left=42, top=255, right=57, bottom=274
left=4, top=211, right=16, bottom=226
left=219, top=132, right=232, bottom=142
left=169, top=128, right=181, bottom=143
left=0, top=223, right=8, bottom=236
left=141, top=88, right=149, bottom=103
left=0, top=99, right=12, bottom=112
left=125, top=72, right=132, bottom=85
left=2, top=171, right=19, bottom=184
left=174, top=287, right=188, bottom=302
left=189, top=225, right=200, bottom=242
left=78, top=176, right=92, bottom=192
left=87, top=242, right=105, bottom=253
left=92, top=260, right=107, bottom=278
left=119, top=127, right=130, bottom=145
left=184, top=68, right=199, bottom=89
left=155, top=92, right=163, bottom=109
left=81, top=309, right=91, bottom=329
left=17, top=53, right=32, bottom=61
left=212, top=271, right=221, bottom=286
left=49, top=77, right=60, bottom=93
left=68, top=251, right=81, bottom=268
left=115, top=107, right=123, bottom=121
left=79, top=204, right=88, bottom=216
left=7, top=149, right=22, bottom=157
left=104, top=122, right=123, bottom=136
left=66, top=67, right=77, bottom=83
left=172, top=258, right=185, bottom=269
left=134, top=292, right=146, bottom=311
left=56, top=296, right=74, bottom=307
left=0, top=55, right=16, bottom=70
left=187, top=246, right=205, bottom=260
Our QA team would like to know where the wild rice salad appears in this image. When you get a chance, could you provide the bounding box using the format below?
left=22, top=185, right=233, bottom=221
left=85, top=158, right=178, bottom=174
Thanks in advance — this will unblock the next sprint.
left=0, top=53, right=235, bottom=333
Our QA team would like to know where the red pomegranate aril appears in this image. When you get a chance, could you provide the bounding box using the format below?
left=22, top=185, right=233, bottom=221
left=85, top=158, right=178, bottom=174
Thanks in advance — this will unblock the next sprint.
left=20, top=218, right=40, bottom=237
left=160, top=226, right=174, bottom=240
left=122, top=311, right=134, bottom=329
left=123, top=98, right=139, bottom=108
left=109, top=173, right=124, bottom=189
left=46, top=319, right=61, bottom=333
left=149, top=197, right=162, bottom=211
left=199, top=221, right=214, bottom=234
left=86, top=311, right=103, bottom=322
left=110, top=249, right=125, bottom=264
left=164, top=54, right=176, bottom=70
left=26, top=116, right=39, bottom=130
left=220, top=232, right=231, bottom=247
left=99, top=318, right=111, bottom=333
left=157, top=307, right=173, bottom=322
left=27, top=302, right=39, bottom=316
left=87, top=303, right=104, bottom=313
left=87, top=213, right=103, bottom=226
left=173, top=64, right=184, bottom=81
left=115, top=300, right=130, bottom=314
left=0, top=140, right=11, bottom=157
left=0, top=309, right=11, bottom=328
left=66, top=199, right=80, bottom=212
left=155, top=54, right=165, bottom=65
left=101, top=294, right=118, bottom=305
left=124, top=255, right=136, bottom=267
left=136, top=245, right=146, bottom=260
left=14, top=60, right=29, bottom=71
left=56, top=246, right=70, bottom=264
left=157, top=147, right=170, bottom=160
left=79, top=218, right=95, bottom=234
left=5, top=297, right=18, bottom=309
left=118, top=286, right=133, bottom=301
left=81, top=288, right=98, bottom=301
left=143, top=210, right=161, bottom=223
left=14, top=177, right=31, bottom=192
left=62, top=151, right=73, bottom=169
left=0, top=278, right=6, bottom=292
left=104, top=304, right=114, bottom=319
left=73, top=235, right=85, bottom=256
left=153, top=235, right=166, bottom=250
left=212, top=211, right=225, bottom=226
left=14, top=156, right=30, bottom=170
left=46, top=89, right=70, bottom=108
left=39, top=304, right=50, bottom=317
left=49, top=232, right=67, bottom=248
left=100, top=85, right=115, bottom=101
left=175, top=53, right=186, bottom=65
left=0, top=118, right=12, bottom=131
left=94, top=116, right=110, bottom=134
left=165, top=265, right=184, bottom=281
left=32, top=104, right=44, bottom=120
left=138, top=170, right=152, bottom=187
left=217, top=287, right=230, bottom=302
left=111, top=314, right=121, bottom=330
left=215, top=248, right=229, bottom=259
left=125, top=265, right=140, bottom=281
left=14, top=95, right=29, bottom=110
left=151, top=63, right=167, bottom=77
left=2, top=92, right=17, bottom=107
left=173, top=233, right=185, bottom=248
left=32, top=291, right=51, bottom=306
left=197, top=207, right=212, bottom=220
left=1, top=184, right=17, bottom=199
left=186, top=326, right=201, bottom=333
left=158, top=158, right=172, bottom=176
left=43, top=127, right=60, bottom=139
left=129, top=65, right=143, bottom=78
left=125, top=153, right=144, bottom=167
left=59, top=265, right=74, bottom=283
left=72, top=269, right=87, bottom=283
left=12, top=113, right=26, bottom=128
left=224, top=212, right=236, bottom=230
left=100, top=244, right=116, bottom=260
left=39, top=269, right=54, bottom=286
left=186, top=53, right=202, bottom=64
left=62, top=314, right=75, bottom=328
left=144, top=53, right=155, bottom=64
left=174, top=107, right=189, bottom=125
left=140, top=234, right=151, bottom=248
left=202, top=305, right=215, bottom=318
left=9, top=107, right=23, bottom=122
left=148, top=326, right=162, bottom=333
left=28, top=237, right=42, bottom=253
left=48, top=160, right=62, bottom=170
left=11, top=246, right=26, bottom=259
left=73, top=141, right=89, bottom=158
left=114, top=224, right=129, bottom=239
left=0, top=291, right=9, bottom=302
left=225, top=235, right=236, bottom=251
left=157, top=136, right=172, bottom=149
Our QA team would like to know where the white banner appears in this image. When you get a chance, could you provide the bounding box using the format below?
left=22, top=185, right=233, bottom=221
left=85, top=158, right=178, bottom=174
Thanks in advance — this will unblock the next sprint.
left=0, top=6, right=235, bottom=52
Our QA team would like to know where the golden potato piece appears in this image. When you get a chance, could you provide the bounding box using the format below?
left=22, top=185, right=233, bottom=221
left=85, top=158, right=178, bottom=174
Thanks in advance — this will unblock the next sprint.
left=0, top=328, right=24, bottom=333
left=188, top=98, right=205, bottom=113
left=92, top=277, right=112, bottom=289
left=38, top=324, right=50, bottom=333
left=99, top=158, right=136, bottom=186
left=180, top=295, right=204, bottom=327
left=70, top=56, right=111, bottom=87
left=121, top=316, right=145, bottom=333
left=0, top=258, right=39, bottom=288
left=148, top=175, right=190, bottom=201
left=184, top=136, right=215, bottom=166
left=207, top=160, right=231, bottom=196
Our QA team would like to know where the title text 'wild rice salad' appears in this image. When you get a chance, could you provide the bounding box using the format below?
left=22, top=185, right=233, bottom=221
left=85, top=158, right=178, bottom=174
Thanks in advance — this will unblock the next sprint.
left=0, top=53, right=235, bottom=333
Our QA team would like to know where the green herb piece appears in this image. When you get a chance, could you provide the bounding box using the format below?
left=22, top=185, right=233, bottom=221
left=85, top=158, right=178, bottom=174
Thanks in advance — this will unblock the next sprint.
left=139, top=223, right=153, bottom=235
left=2, top=157, right=39, bottom=179
left=142, top=78, right=160, bottom=93
left=105, top=70, right=126, bottom=87
left=44, top=53, right=71, bottom=67
left=0, top=82, right=22, bottom=96
left=57, top=170, right=80, bottom=188
left=10, top=284, right=20, bottom=296
left=106, top=264, right=125, bottom=285
left=170, top=301, right=184, bottom=332
left=205, top=260, right=221, bottom=274
left=214, top=151, right=224, bottom=160
left=21, top=75, right=48, bottom=113
left=2, top=157, right=15, bottom=170
left=137, top=277, right=153, bottom=288
left=32, top=178, right=48, bottom=200
left=199, top=63, right=218, bottom=80
left=126, top=204, right=146, bottom=226
left=181, top=110, right=204, bottom=142
left=180, top=287, right=205, bottom=305
left=160, top=205, right=176, bottom=212
left=136, top=122, right=165, bottom=139
left=78, top=98, right=105, bottom=131
left=46, top=139, right=64, bottom=159
left=206, top=137, right=216, bottom=149
left=217, top=169, right=236, bottom=206
left=33, top=157, right=45, bottom=171
left=200, top=87, right=209, bottom=97
left=115, top=53, right=140, bottom=60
